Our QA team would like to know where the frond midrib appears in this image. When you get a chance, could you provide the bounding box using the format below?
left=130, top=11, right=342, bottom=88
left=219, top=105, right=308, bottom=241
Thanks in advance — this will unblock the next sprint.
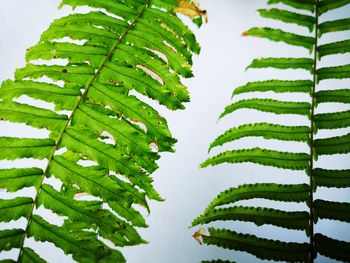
left=308, top=1, right=320, bottom=261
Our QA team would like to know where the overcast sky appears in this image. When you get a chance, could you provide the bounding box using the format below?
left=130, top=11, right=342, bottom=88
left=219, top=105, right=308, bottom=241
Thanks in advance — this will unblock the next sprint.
left=0, top=1, right=349, bottom=262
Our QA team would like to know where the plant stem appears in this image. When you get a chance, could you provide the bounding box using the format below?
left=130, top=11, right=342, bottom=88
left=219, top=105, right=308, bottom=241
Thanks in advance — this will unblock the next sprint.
left=16, top=2, right=150, bottom=261
left=309, top=1, right=319, bottom=262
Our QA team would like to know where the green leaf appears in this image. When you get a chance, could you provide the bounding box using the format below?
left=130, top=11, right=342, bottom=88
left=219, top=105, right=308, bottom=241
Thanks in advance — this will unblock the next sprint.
left=243, top=27, right=315, bottom=52
left=201, top=148, right=309, bottom=171
left=201, top=228, right=309, bottom=262
left=314, top=234, right=350, bottom=262
left=203, top=183, right=309, bottom=211
left=108, top=201, right=147, bottom=228
left=319, top=0, right=350, bottom=15
left=232, top=80, right=312, bottom=96
left=28, top=215, right=125, bottom=262
left=247, top=57, right=314, bottom=72
left=314, top=133, right=350, bottom=155
left=0, top=137, right=55, bottom=160
left=113, top=43, right=190, bottom=100
left=0, top=197, right=33, bottom=222
left=40, top=22, right=121, bottom=48
left=314, top=199, right=350, bottom=222
left=0, top=168, right=43, bottom=192
left=209, top=123, right=309, bottom=151
left=318, top=39, right=350, bottom=58
left=98, top=61, right=186, bottom=110
left=74, top=103, right=159, bottom=170
left=317, top=64, right=350, bottom=81
left=26, top=41, right=108, bottom=68
left=319, top=18, right=350, bottom=36
left=0, top=80, right=80, bottom=111
left=20, top=247, right=47, bottom=263
left=314, top=168, right=350, bottom=188
left=220, top=99, right=311, bottom=119
left=61, top=127, right=146, bottom=177
left=314, top=110, right=350, bottom=130
left=59, top=0, right=138, bottom=20
left=48, top=156, right=147, bottom=208
left=0, top=101, right=67, bottom=132
left=88, top=83, right=176, bottom=152
left=315, top=89, right=350, bottom=104
left=258, top=8, right=315, bottom=31
left=192, top=206, right=309, bottom=231
left=145, top=8, right=200, bottom=55
left=0, top=229, right=25, bottom=252
left=62, top=129, right=160, bottom=202
left=38, top=184, right=145, bottom=246
left=267, top=0, right=315, bottom=13
left=15, top=64, right=94, bottom=87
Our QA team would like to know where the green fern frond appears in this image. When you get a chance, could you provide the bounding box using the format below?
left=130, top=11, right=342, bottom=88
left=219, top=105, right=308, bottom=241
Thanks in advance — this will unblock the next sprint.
left=247, top=57, right=314, bottom=72
left=202, top=148, right=309, bottom=171
left=202, top=183, right=309, bottom=212
left=194, top=0, right=350, bottom=262
left=220, top=99, right=311, bottom=119
left=314, top=168, right=350, bottom=188
left=198, top=228, right=309, bottom=262
left=317, top=39, right=350, bottom=57
left=243, top=27, right=315, bottom=52
left=192, top=207, right=309, bottom=232
left=232, top=80, right=312, bottom=95
left=209, top=123, right=310, bottom=152
left=0, top=0, right=204, bottom=261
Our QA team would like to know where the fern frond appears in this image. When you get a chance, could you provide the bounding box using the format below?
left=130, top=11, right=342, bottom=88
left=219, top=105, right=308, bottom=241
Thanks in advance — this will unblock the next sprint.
left=0, top=229, right=25, bottom=252
left=317, top=39, right=350, bottom=58
left=319, top=0, right=350, bottom=14
left=198, top=228, right=309, bottom=262
left=0, top=168, right=43, bottom=192
left=267, top=0, right=315, bottom=12
left=201, top=148, right=309, bottom=170
left=0, top=198, right=33, bottom=223
left=0, top=138, right=55, bottom=160
left=258, top=8, right=315, bottom=31
left=0, top=0, right=204, bottom=261
left=194, top=0, right=350, bottom=262
left=232, top=80, right=312, bottom=96
left=314, top=168, right=350, bottom=188
left=243, top=27, right=314, bottom=52
left=314, top=199, right=350, bottom=222
left=315, top=110, right=350, bottom=130
left=317, top=64, right=350, bottom=81
left=315, top=89, right=350, bottom=104
left=314, top=133, right=350, bottom=155
left=209, top=123, right=310, bottom=151
left=319, top=18, right=350, bottom=35
left=20, top=247, right=46, bottom=263
left=314, top=234, right=350, bottom=262
left=192, top=207, right=309, bottom=232
left=247, top=57, right=314, bottom=71
left=202, top=183, right=309, bottom=212
left=220, top=99, right=311, bottom=119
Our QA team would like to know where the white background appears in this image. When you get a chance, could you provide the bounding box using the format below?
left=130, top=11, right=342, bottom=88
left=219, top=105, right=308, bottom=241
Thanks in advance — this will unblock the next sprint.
left=0, top=0, right=349, bottom=262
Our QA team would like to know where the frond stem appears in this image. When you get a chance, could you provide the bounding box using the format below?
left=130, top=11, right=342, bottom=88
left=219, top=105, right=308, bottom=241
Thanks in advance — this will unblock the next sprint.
left=16, top=1, right=150, bottom=261
left=309, top=1, right=319, bottom=262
